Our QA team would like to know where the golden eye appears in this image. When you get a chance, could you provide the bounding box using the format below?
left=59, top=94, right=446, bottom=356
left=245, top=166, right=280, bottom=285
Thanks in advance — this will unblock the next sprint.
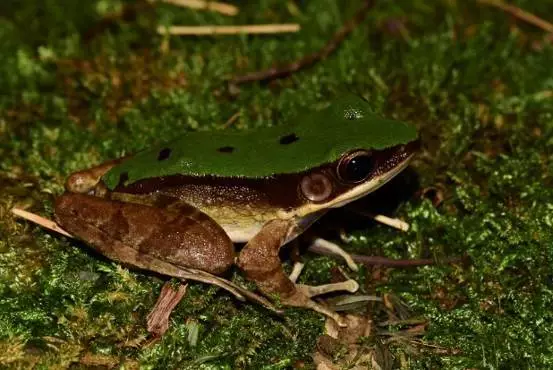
left=300, top=172, right=333, bottom=202
left=337, top=150, right=373, bottom=183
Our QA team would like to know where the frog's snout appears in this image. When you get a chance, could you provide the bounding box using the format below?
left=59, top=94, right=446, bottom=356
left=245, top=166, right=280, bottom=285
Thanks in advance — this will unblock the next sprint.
left=402, top=138, right=421, bottom=156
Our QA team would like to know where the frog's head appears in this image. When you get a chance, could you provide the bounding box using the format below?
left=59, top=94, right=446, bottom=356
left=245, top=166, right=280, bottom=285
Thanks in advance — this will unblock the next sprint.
left=280, top=136, right=419, bottom=219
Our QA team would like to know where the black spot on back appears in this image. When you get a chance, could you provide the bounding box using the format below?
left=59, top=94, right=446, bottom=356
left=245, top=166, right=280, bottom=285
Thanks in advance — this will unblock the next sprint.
left=158, top=148, right=172, bottom=161
left=279, top=133, right=299, bottom=145
left=218, top=146, right=235, bottom=153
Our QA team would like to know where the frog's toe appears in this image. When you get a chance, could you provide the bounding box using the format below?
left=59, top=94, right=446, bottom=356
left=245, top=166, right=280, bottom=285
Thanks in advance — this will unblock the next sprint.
left=289, top=261, right=305, bottom=283
left=308, top=238, right=359, bottom=272
left=299, top=279, right=359, bottom=297
left=281, top=288, right=347, bottom=327
left=279, top=281, right=359, bottom=327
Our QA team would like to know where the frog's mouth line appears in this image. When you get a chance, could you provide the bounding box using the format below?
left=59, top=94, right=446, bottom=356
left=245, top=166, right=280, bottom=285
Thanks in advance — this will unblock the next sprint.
left=329, top=153, right=414, bottom=208
left=279, top=152, right=415, bottom=219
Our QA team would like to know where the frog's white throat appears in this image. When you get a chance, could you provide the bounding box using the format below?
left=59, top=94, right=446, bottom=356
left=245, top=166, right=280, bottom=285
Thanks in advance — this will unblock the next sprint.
left=279, top=153, right=415, bottom=219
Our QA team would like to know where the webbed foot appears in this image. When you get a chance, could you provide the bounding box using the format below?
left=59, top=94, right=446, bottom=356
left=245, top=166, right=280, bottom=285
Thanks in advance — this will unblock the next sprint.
left=238, top=219, right=359, bottom=327
left=282, top=280, right=358, bottom=327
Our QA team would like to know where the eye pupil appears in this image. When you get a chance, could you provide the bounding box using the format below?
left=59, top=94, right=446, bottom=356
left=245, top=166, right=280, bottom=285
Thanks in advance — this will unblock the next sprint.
left=339, top=152, right=373, bottom=183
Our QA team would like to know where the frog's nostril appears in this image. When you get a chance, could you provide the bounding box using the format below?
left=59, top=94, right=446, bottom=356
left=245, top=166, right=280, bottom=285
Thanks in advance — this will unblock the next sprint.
left=402, top=139, right=421, bottom=155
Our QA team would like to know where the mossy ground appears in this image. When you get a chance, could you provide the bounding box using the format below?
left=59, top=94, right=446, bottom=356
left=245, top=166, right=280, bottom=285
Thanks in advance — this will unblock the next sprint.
left=1, top=0, right=553, bottom=368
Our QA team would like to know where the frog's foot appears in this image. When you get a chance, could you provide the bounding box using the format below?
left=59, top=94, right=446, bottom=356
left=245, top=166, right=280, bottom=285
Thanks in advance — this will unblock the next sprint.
left=289, top=261, right=358, bottom=296
left=297, top=280, right=359, bottom=297
left=278, top=279, right=359, bottom=327
left=238, top=219, right=359, bottom=327
left=287, top=262, right=358, bottom=326
left=282, top=288, right=348, bottom=326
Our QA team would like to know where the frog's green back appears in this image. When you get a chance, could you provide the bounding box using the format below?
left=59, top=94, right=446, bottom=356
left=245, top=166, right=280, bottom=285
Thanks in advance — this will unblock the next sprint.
left=103, top=95, right=417, bottom=188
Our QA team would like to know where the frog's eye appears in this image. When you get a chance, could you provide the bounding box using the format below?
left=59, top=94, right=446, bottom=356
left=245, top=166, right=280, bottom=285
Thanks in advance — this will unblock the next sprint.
left=300, top=172, right=333, bottom=202
left=337, top=150, right=373, bottom=183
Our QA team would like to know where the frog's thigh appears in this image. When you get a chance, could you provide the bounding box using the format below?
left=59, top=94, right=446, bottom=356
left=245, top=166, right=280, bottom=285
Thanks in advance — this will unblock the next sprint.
left=55, top=193, right=234, bottom=275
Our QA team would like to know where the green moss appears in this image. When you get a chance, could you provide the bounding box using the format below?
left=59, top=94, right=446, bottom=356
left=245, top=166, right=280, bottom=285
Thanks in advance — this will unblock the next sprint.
left=2, top=0, right=553, bottom=368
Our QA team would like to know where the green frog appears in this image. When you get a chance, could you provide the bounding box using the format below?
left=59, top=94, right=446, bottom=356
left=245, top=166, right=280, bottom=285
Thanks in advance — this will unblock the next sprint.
left=54, top=94, right=419, bottom=326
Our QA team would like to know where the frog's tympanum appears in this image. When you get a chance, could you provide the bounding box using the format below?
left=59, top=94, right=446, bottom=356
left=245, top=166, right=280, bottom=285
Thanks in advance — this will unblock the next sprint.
left=55, top=94, right=419, bottom=326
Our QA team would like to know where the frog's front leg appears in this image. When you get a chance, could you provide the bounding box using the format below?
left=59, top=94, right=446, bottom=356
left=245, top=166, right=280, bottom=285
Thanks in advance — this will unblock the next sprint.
left=237, top=219, right=358, bottom=327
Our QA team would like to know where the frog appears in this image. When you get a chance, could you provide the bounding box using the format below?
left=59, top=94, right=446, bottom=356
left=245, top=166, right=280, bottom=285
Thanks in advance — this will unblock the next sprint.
left=54, top=94, right=419, bottom=326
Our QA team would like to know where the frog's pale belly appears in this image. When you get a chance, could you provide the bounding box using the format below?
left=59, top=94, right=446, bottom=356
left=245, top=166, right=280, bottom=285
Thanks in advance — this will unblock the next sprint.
left=222, top=222, right=265, bottom=243
left=202, top=205, right=327, bottom=244
left=201, top=205, right=278, bottom=243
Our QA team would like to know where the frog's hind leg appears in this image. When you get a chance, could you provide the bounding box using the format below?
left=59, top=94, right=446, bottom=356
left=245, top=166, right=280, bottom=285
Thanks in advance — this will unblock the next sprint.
left=55, top=192, right=236, bottom=275
left=237, top=219, right=358, bottom=327
left=55, top=192, right=282, bottom=314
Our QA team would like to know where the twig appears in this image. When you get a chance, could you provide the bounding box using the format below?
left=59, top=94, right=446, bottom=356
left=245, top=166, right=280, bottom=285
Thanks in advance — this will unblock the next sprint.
left=349, top=254, right=466, bottom=268
left=308, top=243, right=466, bottom=267
left=11, top=208, right=72, bottom=237
left=478, top=0, right=553, bottom=33
left=146, top=282, right=188, bottom=336
left=152, top=0, right=238, bottom=16
left=158, top=24, right=300, bottom=36
left=229, top=0, right=376, bottom=85
left=222, top=111, right=241, bottom=128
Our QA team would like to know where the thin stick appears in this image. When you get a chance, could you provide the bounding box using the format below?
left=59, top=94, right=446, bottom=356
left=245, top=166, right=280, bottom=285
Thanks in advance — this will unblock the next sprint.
left=478, top=0, right=553, bottom=33
left=11, top=208, right=72, bottom=237
left=222, top=111, right=241, bottom=128
left=154, top=0, right=238, bottom=16
left=308, top=243, right=466, bottom=267
left=146, top=282, right=188, bottom=336
left=158, top=24, right=300, bottom=36
left=229, top=0, right=376, bottom=85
